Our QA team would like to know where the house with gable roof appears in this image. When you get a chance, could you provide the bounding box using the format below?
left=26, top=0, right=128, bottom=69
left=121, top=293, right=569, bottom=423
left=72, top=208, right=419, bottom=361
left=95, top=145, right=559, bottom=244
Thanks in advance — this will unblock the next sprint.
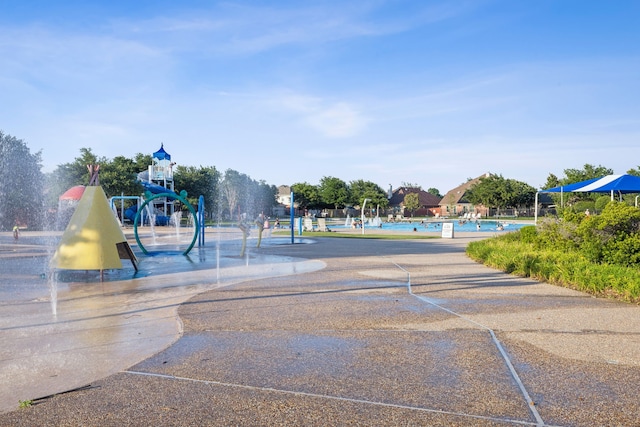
left=388, top=186, right=442, bottom=218
left=272, top=185, right=294, bottom=217
left=438, top=173, right=491, bottom=218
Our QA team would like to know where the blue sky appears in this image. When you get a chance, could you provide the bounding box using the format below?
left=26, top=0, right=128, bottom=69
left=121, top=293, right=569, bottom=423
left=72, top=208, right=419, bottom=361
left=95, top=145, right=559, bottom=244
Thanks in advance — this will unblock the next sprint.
left=2, top=1, right=639, bottom=193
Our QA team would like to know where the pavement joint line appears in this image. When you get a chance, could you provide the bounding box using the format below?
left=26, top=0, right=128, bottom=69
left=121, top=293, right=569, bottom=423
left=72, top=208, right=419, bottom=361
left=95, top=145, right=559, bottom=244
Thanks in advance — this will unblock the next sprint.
left=395, top=261, right=546, bottom=427
left=123, top=370, right=542, bottom=426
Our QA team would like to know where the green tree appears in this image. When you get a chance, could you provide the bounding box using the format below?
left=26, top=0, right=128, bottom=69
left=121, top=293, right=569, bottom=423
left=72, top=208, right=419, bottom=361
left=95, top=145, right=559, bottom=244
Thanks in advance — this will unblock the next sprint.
left=563, top=164, right=613, bottom=183
left=133, top=153, right=153, bottom=171
left=627, top=166, right=640, bottom=177
left=403, top=193, right=420, bottom=217
left=465, top=175, right=502, bottom=209
left=466, top=175, right=536, bottom=213
left=349, top=179, right=388, bottom=209
left=319, top=176, right=350, bottom=209
left=0, top=131, right=44, bottom=230
left=100, top=155, right=144, bottom=199
left=291, top=182, right=321, bottom=211
left=542, top=173, right=560, bottom=191
left=508, top=179, right=536, bottom=207
left=427, top=187, right=442, bottom=198
left=46, top=148, right=106, bottom=210
left=174, top=165, right=221, bottom=219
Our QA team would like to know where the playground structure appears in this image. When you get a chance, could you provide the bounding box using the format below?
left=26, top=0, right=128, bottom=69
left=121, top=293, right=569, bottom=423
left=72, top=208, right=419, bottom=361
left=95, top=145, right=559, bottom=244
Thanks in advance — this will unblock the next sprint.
left=50, top=145, right=202, bottom=279
left=50, top=142, right=286, bottom=277
left=145, top=143, right=176, bottom=223
left=110, top=144, right=178, bottom=227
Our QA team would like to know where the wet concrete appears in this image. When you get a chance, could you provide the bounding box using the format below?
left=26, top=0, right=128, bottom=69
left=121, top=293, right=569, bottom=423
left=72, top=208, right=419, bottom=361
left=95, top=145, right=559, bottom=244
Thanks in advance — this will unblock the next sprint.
left=1, top=230, right=639, bottom=426
left=0, top=229, right=323, bottom=415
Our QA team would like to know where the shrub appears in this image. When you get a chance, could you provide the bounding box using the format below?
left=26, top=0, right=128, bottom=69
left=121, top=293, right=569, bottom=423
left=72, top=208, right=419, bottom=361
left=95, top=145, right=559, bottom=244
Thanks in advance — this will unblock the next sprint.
left=595, top=196, right=610, bottom=212
left=519, top=225, right=537, bottom=243
left=573, top=200, right=595, bottom=215
left=575, top=202, right=640, bottom=265
left=602, top=234, right=640, bottom=267
left=466, top=202, right=640, bottom=303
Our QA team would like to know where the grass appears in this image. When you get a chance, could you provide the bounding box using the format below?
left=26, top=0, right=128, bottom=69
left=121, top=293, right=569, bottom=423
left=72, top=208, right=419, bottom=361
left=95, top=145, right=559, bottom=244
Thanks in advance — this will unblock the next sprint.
left=270, top=230, right=438, bottom=240
left=18, top=400, right=33, bottom=408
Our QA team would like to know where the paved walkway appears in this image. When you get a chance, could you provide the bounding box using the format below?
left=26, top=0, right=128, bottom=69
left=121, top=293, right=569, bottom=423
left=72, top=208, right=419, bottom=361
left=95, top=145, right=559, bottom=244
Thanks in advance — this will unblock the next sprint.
left=1, top=231, right=639, bottom=426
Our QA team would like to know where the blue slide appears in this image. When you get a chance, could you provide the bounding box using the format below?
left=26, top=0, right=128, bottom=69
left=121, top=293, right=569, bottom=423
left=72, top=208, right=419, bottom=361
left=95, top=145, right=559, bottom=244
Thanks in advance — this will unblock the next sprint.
left=125, top=178, right=176, bottom=225
left=140, top=180, right=175, bottom=196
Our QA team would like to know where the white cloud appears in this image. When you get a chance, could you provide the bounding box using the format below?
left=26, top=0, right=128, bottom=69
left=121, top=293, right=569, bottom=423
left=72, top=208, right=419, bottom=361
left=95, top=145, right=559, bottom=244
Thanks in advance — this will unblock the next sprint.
left=305, top=102, right=368, bottom=137
left=106, top=2, right=472, bottom=56
left=270, top=92, right=368, bottom=138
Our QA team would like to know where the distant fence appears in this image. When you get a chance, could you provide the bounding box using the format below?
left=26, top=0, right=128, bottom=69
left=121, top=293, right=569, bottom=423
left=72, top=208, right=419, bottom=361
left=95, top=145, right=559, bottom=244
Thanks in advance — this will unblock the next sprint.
left=272, top=207, right=558, bottom=219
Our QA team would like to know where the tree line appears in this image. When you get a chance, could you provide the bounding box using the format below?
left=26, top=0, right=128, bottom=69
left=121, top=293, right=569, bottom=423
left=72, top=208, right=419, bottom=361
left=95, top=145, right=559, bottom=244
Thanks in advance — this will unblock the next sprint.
left=1, top=130, right=639, bottom=230
left=291, top=178, right=389, bottom=213
left=0, top=132, right=277, bottom=230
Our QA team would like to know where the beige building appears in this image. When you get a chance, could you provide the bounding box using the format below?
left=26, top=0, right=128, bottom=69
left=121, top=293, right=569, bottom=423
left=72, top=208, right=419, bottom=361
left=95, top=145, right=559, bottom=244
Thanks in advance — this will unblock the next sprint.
left=438, top=173, right=491, bottom=217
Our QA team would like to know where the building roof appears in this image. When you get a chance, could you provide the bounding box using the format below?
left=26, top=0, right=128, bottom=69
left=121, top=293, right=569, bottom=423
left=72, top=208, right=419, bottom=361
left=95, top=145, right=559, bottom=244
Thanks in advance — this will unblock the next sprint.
left=439, top=173, right=491, bottom=206
left=277, top=185, right=291, bottom=196
left=389, top=187, right=441, bottom=207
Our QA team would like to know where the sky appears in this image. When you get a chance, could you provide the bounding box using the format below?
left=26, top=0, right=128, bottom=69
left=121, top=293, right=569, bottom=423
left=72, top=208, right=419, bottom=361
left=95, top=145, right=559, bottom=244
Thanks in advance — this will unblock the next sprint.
left=2, top=0, right=639, bottom=193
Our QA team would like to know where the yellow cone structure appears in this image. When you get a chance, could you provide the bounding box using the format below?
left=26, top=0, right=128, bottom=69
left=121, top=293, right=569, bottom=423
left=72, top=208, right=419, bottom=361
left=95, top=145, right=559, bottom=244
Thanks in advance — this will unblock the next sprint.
left=51, top=186, right=137, bottom=271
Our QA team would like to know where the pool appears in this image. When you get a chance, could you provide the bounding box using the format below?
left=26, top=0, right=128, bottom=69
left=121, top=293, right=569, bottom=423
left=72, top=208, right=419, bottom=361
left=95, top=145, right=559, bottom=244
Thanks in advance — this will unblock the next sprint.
left=333, top=218, right=528, bottom=232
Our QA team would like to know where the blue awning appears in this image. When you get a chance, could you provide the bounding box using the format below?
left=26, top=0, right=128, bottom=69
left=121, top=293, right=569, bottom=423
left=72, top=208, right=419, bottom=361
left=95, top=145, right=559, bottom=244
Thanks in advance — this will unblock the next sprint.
left=541, top=177, right=601, bottom=193
left=541, top=174, right=640, bottom=194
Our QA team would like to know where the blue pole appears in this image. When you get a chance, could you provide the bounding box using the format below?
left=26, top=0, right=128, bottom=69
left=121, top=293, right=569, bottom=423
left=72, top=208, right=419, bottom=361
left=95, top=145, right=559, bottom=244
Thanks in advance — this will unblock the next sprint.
left=290, top=191, right=294, bottom=244
left=198, top=195, right=205, bottom=246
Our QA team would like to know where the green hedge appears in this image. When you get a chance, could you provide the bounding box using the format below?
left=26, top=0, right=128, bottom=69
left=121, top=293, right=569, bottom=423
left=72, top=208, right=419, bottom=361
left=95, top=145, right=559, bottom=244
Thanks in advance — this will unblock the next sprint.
left=466, top=202, right=640, bottom=303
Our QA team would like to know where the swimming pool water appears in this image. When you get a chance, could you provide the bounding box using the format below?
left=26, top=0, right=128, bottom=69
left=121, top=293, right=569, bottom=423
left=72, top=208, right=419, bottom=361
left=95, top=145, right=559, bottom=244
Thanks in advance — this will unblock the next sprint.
left=335, top=219, right=528, bottom=232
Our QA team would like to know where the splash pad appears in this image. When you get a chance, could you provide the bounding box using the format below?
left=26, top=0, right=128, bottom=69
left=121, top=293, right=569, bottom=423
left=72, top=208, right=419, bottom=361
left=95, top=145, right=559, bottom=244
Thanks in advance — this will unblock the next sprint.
left=0, top=223, right=323, bottom=413
left=2, top=151, right=321, bottom=413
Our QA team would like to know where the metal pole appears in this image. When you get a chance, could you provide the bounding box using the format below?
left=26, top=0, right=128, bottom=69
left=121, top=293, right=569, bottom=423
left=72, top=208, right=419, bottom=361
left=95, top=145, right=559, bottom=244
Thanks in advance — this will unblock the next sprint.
left=198, top=195, right=205, bottom=246
left=361, top=198, right=370, bottom=235
left=290, top=191, right=295, bottom=244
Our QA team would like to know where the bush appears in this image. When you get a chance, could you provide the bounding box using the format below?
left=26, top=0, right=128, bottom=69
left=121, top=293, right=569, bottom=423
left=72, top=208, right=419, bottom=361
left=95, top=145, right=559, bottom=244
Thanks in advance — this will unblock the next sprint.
left=595, top=196, right=610, bottom=212
left=466, top=202, right=640, bottom=303
left=519, top=225, right=537, bottom=243
left=575, top=202, right=640, bottom=265
left=573, top=200, right=595, bottom=215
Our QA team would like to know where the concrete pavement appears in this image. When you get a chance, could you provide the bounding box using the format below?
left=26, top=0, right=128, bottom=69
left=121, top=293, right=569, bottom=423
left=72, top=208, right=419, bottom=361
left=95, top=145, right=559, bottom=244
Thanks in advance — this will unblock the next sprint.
left=1, top=231, right=639, bottom=426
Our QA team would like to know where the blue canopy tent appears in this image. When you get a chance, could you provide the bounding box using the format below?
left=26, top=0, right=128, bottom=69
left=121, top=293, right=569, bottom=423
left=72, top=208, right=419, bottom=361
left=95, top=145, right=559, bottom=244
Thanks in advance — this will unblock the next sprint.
left=534, top=174, right=640, bottom=223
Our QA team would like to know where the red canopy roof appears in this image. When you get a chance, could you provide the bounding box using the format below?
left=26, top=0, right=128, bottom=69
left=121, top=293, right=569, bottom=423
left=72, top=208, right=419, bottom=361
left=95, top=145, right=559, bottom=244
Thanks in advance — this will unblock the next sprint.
left=59, top=185, right=85, bottom=201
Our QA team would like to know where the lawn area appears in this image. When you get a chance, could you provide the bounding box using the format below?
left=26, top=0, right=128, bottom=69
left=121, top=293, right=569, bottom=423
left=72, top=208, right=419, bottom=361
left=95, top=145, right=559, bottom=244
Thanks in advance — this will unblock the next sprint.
left=271, top=230, right=438, bottom=240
